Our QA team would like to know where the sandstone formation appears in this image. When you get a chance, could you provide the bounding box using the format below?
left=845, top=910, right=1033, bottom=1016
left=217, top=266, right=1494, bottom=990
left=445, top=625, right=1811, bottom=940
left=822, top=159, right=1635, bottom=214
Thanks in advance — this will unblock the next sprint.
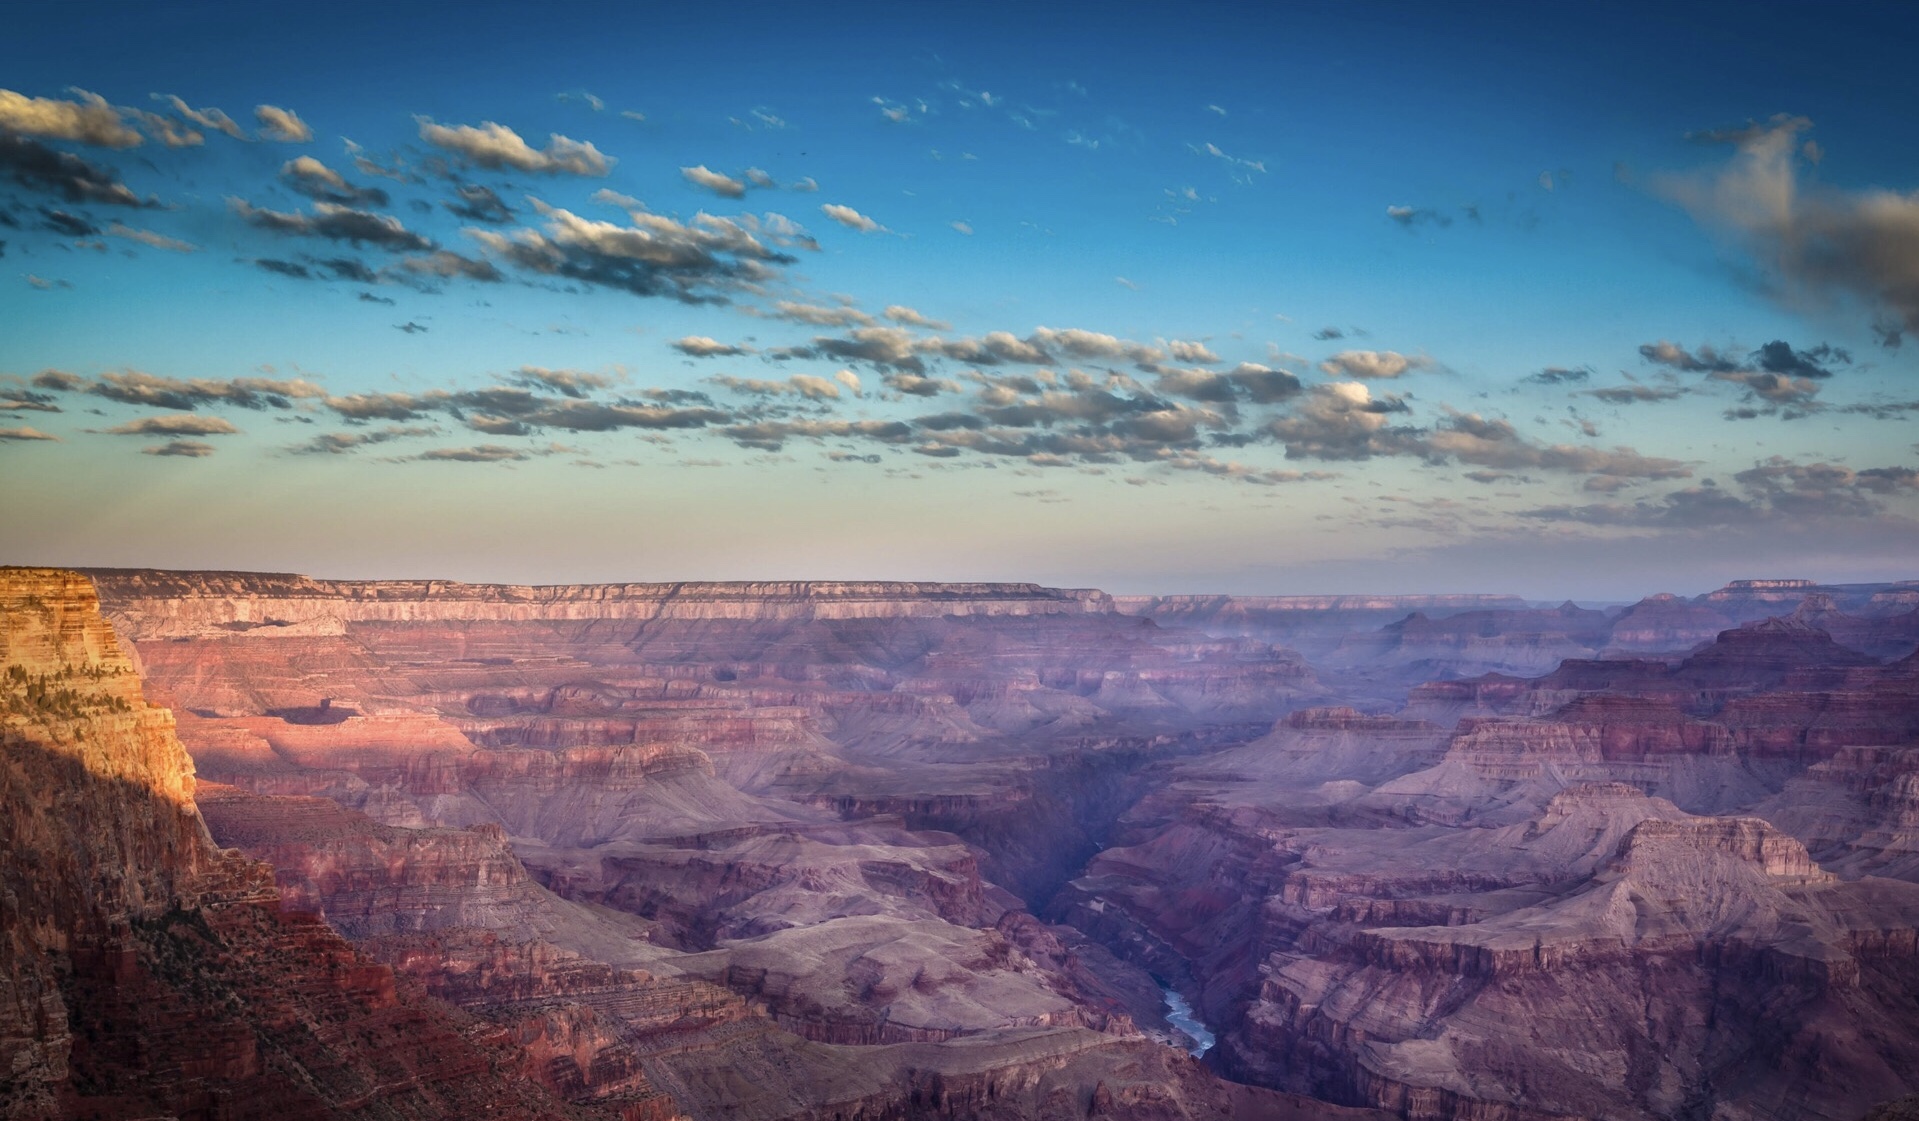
left=0, top=568, right=665, bottom=1121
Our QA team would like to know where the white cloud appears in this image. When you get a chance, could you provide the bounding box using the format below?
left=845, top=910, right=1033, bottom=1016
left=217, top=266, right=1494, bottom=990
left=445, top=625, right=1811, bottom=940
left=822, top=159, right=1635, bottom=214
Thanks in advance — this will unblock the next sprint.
left=1317, top=349, right=1430, bottom=379
left=682, top=164, right=747, bottom=198
left=417, top=118, right=612, bottom=175
left=158, top=95, right=246, bottom=140
left=254, top=104, right=312, bottom=143
left=107, top=223, right=197, bottom=252
left=883, top=305, right=950, bottom=330
left=821, top=203, right=884, bottom=233
left=0, top=87, right=141, bottom=147
left=672, top=336, right=751, bottom=357
left=1166, top=339, right=1219, bottom=363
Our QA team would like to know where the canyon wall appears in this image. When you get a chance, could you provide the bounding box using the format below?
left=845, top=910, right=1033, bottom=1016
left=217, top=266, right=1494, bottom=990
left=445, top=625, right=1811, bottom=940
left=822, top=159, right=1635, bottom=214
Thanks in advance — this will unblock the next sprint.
left=0, top=567, right=668, bottom=1121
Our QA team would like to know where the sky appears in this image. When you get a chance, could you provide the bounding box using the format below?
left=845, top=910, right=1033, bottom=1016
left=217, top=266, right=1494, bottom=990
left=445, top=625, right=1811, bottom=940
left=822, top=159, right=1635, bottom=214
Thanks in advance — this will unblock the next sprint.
left=2, top=0, right=1916, bottom=599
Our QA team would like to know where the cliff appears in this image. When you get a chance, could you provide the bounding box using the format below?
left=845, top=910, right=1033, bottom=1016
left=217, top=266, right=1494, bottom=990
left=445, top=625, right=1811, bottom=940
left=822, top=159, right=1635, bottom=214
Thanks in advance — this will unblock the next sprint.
left=84, top=570, right=1114, bottom=637
left=0, top=567, right=667, bottom=1121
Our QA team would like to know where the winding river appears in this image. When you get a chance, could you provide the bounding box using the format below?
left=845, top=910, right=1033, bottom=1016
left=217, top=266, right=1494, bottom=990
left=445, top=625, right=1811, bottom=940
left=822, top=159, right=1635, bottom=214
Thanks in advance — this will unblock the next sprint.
left=1159, top=985, right=1215, bottom=1057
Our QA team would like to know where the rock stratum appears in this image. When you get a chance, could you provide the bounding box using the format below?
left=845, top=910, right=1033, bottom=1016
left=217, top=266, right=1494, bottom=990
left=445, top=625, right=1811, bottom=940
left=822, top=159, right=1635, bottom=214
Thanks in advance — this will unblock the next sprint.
left=8, top=566, right=1919, bottom=1119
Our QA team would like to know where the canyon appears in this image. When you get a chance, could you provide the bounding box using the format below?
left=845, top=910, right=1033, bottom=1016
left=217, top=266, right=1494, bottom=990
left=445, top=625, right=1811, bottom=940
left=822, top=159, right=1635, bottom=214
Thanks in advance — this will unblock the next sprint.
left=6, top=566, right=1919, bottom=1119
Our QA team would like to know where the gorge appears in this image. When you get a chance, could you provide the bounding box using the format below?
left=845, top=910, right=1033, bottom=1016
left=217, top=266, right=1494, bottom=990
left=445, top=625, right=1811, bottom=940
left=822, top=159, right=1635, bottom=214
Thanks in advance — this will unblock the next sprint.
left=6, top=566, right=1919, bottom=1120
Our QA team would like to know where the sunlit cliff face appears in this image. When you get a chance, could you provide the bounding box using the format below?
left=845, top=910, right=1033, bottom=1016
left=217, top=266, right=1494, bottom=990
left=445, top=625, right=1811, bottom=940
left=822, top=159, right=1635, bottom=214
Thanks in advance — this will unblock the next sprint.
left=2, top=3, right=1918, bottom=594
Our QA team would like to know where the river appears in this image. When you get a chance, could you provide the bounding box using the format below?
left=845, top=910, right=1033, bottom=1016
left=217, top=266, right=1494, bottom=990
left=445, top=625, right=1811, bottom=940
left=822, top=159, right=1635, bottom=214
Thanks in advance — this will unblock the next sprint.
left=1159, top=985, right=1214, bottom=1057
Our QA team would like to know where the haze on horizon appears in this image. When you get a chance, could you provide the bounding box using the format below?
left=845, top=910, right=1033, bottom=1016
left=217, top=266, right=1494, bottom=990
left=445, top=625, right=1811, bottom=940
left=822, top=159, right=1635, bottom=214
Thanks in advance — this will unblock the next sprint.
left=1, top=0, right=1915, bottom=601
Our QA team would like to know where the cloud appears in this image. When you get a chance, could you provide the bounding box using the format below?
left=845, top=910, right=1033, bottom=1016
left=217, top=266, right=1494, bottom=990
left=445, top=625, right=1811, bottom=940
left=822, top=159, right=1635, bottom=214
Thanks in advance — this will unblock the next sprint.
left=555, top=90, right=604, bottom=112
left=292, top=424, right=437, bottom=454
left=39, top=370, right=325, bottom=411
left=0, top=384, right=61, bottom=412
left=1266, top=381, right=1418, bottom=460
left=254, top=104, right=313, bottom=142
left=775, top=326, right=924, bottom=372
left=103, top=414, right=240, bottom=436
left=1637, top=339, right=1739, bottom=373
left=324, top=391, right=439, bottom=421
left=0, top=87, right=142, bottom=147
left=722, top=417, right=916, bottom=451
left=672, top=336, right=751, bottom=357
left=1166, top=339, right=1219, bottom=363
left=38, top=208, right=97, bottom=237
left=710, top=374, right=841, bottom=400
left=1030, top=326, right=1161, bottom=364
left=1660, top=114, right=1919, bottom=332
left=1422, top=412, right=1690, bottom=480
left=1153, top=362, right=1302, bottom=406
left=1523, top=456, right=1918, bottom=529
left=107, top=223, right=196, bottom=252
left=280, top=156, right=387, bottom=206
left=884, top=305, right=950, bottom=330
left=0, top=133, right=152, bottom=206
left=516, top=401, right=729, bottom=432
left=920, top=331, right=1051, bottom=366
left=682, top=165, right=747, bottom=198
left=1750, top=338, right=1847, bottom=379
left=1524, top=366, right=1590, bottom=385
left=30, top=370, right=85, bottom=392
left=881, top=372, right=958, bottom=397
left=25, top=274, right=71, bottom=290
left=1638, top=337, right=1847, bottom=416
left=509, top=366, right=614, bottom=397
left=1386, top=205, right=1451, bottom=229
left=397, top=248, right=501, bottom=282
left=1192, top=141, right=1265, bottom=174
left=444, top=183, right=514, bottom=223
left=833, top=369, right=862, bottom=396
left=1586, top=382, right=1686, bottom=405
left=758, top=300, right=874, bottom=327
left=141, top=439, right=216, bottom=457
left=1317, top=349, right=1430, bottom=379
left=950, top=220, right=973, bottom=235
left=231, top=199, right=433, bottom=251
left=821, top=203, right=884, bottom=233
left=417, top=118, right=612, bottom=175
left=0, top=425, right=58, bottom=441
left=418, top=444, right=527, bottom=462
left=468, top=200, right=805, bottom=303
left=1159, top=453, right=1334, bottom=486
left=156, top=95, right=246, bottom=141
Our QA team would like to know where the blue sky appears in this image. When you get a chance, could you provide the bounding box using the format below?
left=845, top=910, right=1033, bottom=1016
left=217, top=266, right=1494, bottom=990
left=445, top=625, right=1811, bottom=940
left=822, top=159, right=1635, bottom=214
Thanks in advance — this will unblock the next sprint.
left=2, top=0, right=1916, bottom=598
